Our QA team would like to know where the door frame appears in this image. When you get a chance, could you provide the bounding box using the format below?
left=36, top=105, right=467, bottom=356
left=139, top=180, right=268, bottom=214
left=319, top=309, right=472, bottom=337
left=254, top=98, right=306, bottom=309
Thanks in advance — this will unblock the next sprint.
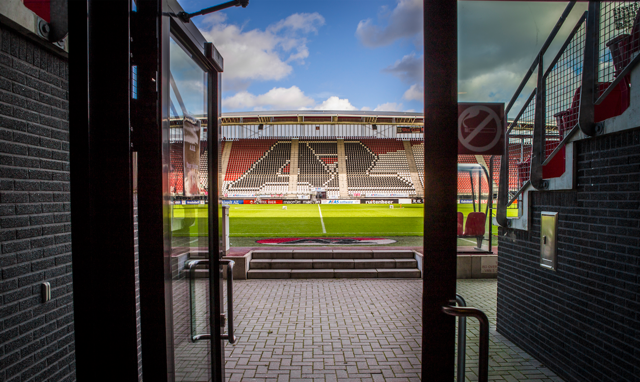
left=70, top=0, right=458, bottom=380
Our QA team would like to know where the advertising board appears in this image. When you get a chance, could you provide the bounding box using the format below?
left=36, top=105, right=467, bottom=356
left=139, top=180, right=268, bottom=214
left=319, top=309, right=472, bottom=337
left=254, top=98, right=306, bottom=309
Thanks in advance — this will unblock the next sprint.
left=365, top=193, right=409, bottom=198
left=321, top=200, right=361, bottom=204
left=262, top=200, right=283, bottom=204
left=221, top=200, right=243, bottom=205
left=362, top=199, right=399, bottom=204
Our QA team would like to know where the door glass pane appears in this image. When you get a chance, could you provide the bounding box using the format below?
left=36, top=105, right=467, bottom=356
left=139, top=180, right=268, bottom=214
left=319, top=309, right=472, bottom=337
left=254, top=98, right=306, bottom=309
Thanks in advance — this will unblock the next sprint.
left=167, top=36, right=212, bottom=382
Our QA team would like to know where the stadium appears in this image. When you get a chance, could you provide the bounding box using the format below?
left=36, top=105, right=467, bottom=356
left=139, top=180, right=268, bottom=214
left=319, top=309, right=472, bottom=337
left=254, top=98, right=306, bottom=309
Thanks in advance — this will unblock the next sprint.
left=168, top=110, right=500, bottom=251
left=3, top=1, right=640, bottom=382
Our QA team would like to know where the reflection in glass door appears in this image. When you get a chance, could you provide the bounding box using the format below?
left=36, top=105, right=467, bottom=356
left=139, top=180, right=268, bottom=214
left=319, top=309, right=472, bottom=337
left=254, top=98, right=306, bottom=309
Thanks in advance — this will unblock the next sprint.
left=166, top=36, right=213, bottom=381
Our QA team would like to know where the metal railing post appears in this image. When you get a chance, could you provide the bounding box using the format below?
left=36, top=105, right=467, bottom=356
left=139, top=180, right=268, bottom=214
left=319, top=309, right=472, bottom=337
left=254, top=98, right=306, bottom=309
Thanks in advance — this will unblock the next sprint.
left=530, top=52, right=548, bottom=190
left=455, top=294, right=467, bottom=382
left=443, top=304, right=490, bottom=382
left=579, top=1, right=600, bottom=137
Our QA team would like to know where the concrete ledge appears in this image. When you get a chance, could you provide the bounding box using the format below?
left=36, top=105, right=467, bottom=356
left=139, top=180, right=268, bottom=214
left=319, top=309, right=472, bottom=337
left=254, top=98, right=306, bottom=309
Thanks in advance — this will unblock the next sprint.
left=395, top=259, right=418, bottom=268
left=250, top=259, right=271, bottom=269
left=252, top=250, right=293, bottom=259
left=223, top=252, right=252, bottom=280
left=334, top=269, right=378, bottom=278
left=313, top=259, right=355, bottom=269
left=354, top=259, right=395, bottom=269
left=372, top=250, right=415, bottom=259
left=377, top=268, right=421, bottom=278
left=457, top=254, right=497, bottom=279
left=248, top=269, right=291, bottom=279
left=291, top=269, right=334, bottom=279
left=333, top=250, right=373, bottom=259
left=293, top=250, right=333, bottom=259
left=272, top=259, right=313, bottom=269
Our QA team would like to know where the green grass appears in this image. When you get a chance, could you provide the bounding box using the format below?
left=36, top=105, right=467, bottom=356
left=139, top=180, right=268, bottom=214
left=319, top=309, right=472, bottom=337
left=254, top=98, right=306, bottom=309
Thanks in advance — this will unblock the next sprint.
left=230, top=204, right=424, bottom=237
left=171, top=203, right=518, bottom=239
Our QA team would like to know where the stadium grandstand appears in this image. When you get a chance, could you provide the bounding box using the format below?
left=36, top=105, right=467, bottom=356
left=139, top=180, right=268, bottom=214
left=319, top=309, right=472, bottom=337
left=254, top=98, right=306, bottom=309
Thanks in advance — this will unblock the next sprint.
left=169, top=110, right=509, bottom=202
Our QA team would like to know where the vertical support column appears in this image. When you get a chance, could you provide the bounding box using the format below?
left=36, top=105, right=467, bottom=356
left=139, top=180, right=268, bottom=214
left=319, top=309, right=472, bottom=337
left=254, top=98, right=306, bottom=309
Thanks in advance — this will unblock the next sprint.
left=403, top=140, right=424, bottom=197
left=69, top=0, right=141, bottom=379
left=337, top=139, right=349, bottom=198
left=423, top=0, right=458, bottom=380
left=288, top=139, right=299, bottom=195
left=132, top=0, right=172, bottom=380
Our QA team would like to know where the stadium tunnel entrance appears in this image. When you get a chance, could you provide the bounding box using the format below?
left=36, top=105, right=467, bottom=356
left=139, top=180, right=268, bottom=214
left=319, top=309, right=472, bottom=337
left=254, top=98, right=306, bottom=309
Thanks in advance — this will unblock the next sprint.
left=69, top=0, right=461, bottom=381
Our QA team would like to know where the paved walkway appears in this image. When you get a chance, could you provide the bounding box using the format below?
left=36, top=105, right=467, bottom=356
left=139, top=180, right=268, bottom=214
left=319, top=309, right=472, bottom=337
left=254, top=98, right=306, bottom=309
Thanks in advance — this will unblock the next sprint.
left=219, top=279, right=562, bottom=382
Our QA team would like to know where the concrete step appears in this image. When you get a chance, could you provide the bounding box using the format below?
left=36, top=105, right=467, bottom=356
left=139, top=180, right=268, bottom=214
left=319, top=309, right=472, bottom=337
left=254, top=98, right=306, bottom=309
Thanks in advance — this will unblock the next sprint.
left=251, top=249, right=417, bottom=260
left=376, top=268, right=422, bottom=278
left=250, top=258, right=417, bottom=270
left=246, top=268, right=421, bottom=279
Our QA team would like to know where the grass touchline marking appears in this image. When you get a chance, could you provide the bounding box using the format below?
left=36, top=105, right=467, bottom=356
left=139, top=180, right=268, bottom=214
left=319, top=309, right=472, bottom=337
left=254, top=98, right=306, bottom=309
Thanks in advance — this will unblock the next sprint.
left=318, top=204, right=327, bottom=233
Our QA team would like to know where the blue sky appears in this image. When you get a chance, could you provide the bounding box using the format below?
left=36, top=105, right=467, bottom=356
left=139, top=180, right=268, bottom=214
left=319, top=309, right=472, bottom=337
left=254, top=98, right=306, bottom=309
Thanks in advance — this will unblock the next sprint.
left=174, top=0, right=587, bottom=115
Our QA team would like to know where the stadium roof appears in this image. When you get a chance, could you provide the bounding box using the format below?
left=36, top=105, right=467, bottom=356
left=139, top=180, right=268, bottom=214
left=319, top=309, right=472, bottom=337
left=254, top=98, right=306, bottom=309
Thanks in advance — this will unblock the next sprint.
left=221, top=110, right=424, bottom=126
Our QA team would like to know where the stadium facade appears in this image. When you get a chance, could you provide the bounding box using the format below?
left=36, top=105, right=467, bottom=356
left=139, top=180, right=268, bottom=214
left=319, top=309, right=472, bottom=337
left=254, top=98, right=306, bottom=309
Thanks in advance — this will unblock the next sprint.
left=169, top=110, right=495, bottom=202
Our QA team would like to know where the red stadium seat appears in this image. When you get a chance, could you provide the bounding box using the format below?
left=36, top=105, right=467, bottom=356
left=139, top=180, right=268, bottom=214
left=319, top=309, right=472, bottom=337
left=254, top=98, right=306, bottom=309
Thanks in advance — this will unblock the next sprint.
left=457, top=212, right=464, bottom=236
left=457, top=212, right=486, bottom=249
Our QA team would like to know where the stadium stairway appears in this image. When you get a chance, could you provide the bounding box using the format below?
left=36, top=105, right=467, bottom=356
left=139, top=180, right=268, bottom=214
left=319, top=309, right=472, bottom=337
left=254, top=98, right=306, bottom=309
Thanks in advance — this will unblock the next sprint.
left=247, top=249, right=422, bottom=279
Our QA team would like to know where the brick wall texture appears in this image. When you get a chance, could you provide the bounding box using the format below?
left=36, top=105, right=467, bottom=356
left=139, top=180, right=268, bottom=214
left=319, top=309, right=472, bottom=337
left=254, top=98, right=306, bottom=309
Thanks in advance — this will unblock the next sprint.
left=0, top=25, right=76, bottom=381
left=497, top=127, right=640, bottom=381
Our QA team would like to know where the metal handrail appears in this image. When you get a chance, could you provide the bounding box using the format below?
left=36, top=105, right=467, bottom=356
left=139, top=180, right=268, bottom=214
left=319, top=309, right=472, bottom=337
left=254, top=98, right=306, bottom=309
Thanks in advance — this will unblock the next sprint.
left=442, top=304, right=490, bottom=382
left=595, top=52, right=640, bottom=106
left=498, top=2, right=582, bottom=227
left=186, top=259, right=210, bottom=342
left=504, top=2, right=577, bottom=116
left=454, top=294, right=467, bottom=382
left=185, top=259, right=236, bottom=344
left=220, top=259, right=236, bottom=344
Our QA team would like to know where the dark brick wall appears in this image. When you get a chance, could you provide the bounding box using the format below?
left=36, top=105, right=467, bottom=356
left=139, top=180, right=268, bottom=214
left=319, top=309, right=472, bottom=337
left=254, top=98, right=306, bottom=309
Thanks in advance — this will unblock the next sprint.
left=497, top=127, right=640, bottom=382
left=0, top=25, right=75, bottom=381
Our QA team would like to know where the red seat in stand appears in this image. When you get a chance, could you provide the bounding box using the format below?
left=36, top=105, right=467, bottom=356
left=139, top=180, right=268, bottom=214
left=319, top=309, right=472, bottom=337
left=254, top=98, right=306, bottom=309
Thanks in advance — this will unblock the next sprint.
left=457, top=212, right=486, bottom=249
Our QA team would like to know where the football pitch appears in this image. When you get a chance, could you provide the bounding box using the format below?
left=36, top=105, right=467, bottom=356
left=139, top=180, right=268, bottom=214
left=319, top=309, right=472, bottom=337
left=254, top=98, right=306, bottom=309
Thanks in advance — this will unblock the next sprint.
left=172, top=203, right=506, bottom=238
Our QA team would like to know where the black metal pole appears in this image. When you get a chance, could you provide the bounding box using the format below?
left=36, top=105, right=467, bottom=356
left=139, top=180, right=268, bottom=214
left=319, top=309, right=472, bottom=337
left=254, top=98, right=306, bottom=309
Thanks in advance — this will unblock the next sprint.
left=423, top=0, right=458, bottom=380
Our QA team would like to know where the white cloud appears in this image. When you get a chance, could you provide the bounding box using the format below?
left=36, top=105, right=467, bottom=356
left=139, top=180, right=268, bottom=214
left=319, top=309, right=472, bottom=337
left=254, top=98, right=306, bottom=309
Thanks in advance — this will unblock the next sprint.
left=383, top=53, right=423, bottom=84
left=223, top=86, right=315, bottom=110
left=223, top=88, right=365, bottom=111
left=356, top=0, right=422, bottom=48
left=201, top=12, right=325, bottom=82
left=313, top=96, right=358, bottom=111
left=374, top=102, right=404, bottom=112
left=403, top=84, right=423, bottom=102
left=269, top=13, right=325, bottom=34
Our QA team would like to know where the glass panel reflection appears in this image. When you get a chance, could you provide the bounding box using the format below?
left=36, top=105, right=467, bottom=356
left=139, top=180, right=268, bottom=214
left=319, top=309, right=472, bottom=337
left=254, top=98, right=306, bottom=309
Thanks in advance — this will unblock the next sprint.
left=167, top=36, right=212, bottom=381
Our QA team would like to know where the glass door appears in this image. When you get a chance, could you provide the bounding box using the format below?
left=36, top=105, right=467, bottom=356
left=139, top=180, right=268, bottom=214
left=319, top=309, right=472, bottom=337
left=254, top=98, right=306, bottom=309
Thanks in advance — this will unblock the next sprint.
left=161, top=2, right=229, bottom=380
left=168, top=35, right=214, bottom=382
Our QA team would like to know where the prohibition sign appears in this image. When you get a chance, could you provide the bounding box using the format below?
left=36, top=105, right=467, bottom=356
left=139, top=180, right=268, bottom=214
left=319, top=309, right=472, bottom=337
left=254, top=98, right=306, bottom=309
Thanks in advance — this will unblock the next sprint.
left=458, top=105, right=502, bottom=153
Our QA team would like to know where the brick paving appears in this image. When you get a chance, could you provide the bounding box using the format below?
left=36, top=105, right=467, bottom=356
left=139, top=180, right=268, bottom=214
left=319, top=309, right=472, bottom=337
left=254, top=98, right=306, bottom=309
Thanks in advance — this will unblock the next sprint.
left=175, top=279, right=563, bottom=381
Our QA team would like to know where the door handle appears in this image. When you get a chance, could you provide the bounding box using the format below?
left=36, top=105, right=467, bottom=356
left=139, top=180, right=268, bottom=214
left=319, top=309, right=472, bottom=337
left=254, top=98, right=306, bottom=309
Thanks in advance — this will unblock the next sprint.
left=185, top=259, right=236, bottom=344
left=220, top=259, right=236, bottom=344
left=185, top=259, right=210, bottom=342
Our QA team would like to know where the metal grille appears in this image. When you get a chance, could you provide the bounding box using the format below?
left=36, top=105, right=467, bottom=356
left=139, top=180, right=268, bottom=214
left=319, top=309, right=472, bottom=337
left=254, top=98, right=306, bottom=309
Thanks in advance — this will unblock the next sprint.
left=507, top=95, right=535, bottom=206
left=544, top=20, right=586, bottom=161
left=599, top=2, right=640, bottom=83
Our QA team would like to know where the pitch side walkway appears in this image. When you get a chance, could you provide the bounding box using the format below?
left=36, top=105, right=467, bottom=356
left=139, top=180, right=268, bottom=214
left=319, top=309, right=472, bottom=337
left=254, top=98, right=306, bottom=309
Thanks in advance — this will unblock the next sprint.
left=216, top=279, right=561, bottom=382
